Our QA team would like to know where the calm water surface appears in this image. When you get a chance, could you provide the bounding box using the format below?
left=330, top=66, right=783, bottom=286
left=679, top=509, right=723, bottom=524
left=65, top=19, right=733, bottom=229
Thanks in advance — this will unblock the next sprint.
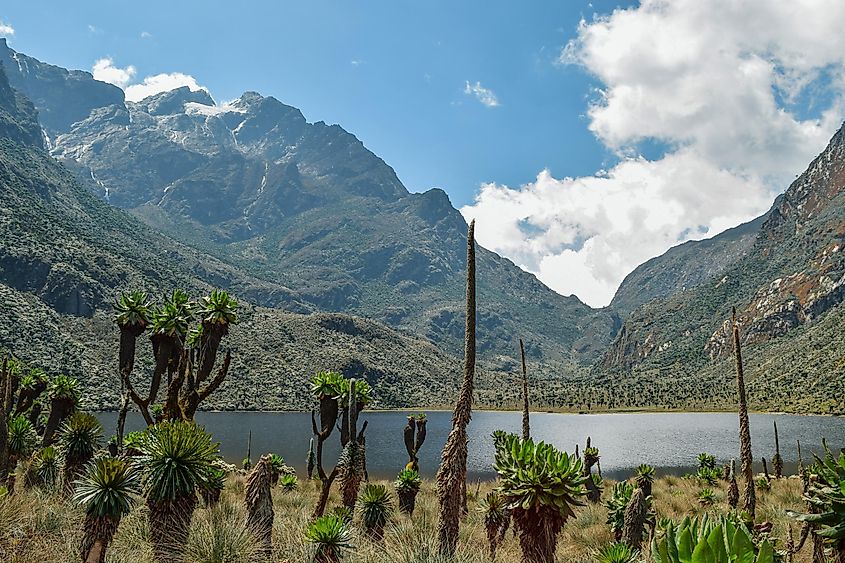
left=95, top=411, right=845, bottom=481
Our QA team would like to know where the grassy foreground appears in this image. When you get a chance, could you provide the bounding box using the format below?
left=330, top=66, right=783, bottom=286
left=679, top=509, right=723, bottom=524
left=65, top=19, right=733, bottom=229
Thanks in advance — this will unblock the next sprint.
left=0, top=471, right=810, bottom=562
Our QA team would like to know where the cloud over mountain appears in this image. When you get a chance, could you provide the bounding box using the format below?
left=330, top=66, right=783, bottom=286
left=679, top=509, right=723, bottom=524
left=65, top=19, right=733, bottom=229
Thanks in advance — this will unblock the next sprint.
left=462, top=0, right=845, bottom=307
left=91, top=57, right=207, bottom=103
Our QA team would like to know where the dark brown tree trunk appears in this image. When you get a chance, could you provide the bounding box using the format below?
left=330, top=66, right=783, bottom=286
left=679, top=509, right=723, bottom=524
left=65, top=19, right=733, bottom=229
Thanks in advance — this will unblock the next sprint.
left=512, top=506, right=564, bottom=563
left=148, top=494, right=197, bottom=563
left=415, top=418, right=427, bottom=462
left=42, top=396, right=75, bottom=446
left=733, top=308, right=756, bottom=520
left=313, top=469, right=339, bottom=520
left=728, top=459, right=739, bottom=509
left=621, top=487, right=647, bottom=550
left=398, top=488, right=419, bottom=516
left=195, top=323, right=225, bottom=385
left=404, top=416, right=416, bottom=468
left=0, top=357, right=11, bottom=485
left=80, top=514, right=120, bottom=563
left=520, top=338, right=530, bottom=441
left=13, top=380, right=46, bottom=418
left=245, top=455, right=274, bottom=559
left=180, top=351, right=230, bottom=421
left=773, top=420, right=783, bottom=478
left=437, top=220, right=476, bottom=559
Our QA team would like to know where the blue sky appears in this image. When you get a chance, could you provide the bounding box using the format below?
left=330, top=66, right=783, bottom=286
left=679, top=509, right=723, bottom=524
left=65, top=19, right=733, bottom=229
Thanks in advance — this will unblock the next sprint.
left=1, top=0, right=633, bottom=207
left=2, top=1, right=844, bottom=306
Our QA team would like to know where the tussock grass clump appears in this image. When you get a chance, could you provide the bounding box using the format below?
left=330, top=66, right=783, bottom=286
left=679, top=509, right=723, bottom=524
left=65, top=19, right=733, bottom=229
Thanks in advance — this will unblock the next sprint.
left=0, top=473, right=816, bottom=562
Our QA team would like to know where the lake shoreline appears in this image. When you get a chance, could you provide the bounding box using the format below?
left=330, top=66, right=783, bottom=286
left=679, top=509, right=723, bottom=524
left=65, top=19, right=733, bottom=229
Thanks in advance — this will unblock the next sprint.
left=93, top=406, right=839, bottom=417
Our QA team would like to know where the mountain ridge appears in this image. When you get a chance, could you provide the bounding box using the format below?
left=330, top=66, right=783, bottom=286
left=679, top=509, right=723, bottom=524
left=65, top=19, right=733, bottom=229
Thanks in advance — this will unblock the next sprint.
left=0, top=39, right=618, bottom=372
left=1, top=39, right=844, bottom=413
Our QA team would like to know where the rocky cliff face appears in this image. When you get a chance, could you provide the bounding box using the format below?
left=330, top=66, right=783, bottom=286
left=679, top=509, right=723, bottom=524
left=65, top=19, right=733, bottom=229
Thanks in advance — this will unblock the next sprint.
left=603, top=122, right=845, bottom=371
left=0, top=62, right=43, bottom=148
left=704, top=125, right=845, bottom=358
left=0, top=38, right=124, bottom=138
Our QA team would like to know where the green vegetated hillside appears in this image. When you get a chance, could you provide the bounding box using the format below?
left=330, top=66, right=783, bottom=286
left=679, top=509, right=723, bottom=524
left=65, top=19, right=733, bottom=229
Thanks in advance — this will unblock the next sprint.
left=1, top=36, right=844, bottom=413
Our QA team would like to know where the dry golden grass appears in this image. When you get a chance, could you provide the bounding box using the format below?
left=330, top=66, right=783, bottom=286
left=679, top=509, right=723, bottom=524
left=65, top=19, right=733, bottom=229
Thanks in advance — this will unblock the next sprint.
left=0, top=473, right=812, bottom=562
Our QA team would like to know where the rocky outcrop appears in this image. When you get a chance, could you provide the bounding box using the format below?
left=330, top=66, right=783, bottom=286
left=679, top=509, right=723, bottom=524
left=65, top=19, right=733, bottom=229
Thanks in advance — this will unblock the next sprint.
left=0, top=38, right=124, bottom=137
left=605, top=121, right=845, bottom=371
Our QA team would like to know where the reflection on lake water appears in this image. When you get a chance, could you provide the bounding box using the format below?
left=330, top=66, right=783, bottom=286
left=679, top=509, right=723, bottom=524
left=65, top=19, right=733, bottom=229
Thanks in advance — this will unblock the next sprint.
left=95, top=410, right=845, bottom=480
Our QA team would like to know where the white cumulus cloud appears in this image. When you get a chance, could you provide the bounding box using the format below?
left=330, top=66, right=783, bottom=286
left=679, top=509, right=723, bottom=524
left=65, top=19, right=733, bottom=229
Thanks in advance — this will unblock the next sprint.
left=464, top=80, right=500, bottom=107
left=462, top=0, right=845, bottom=307
left=92, top=58, right=136, bottom=88
left=0, top=20, right=14, bottom=37
left=124, top=72, right=206, bottom=102
left=91, top=58, right=207, bottom=103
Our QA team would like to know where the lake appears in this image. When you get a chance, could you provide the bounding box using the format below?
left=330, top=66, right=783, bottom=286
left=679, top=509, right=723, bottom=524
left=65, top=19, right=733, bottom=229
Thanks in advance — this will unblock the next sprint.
left=95, top=410, right=845, bottom=481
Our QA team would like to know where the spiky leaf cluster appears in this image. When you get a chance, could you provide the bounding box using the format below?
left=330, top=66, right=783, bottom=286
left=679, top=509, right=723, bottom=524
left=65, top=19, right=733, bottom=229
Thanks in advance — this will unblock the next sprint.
left=280, top=474, right=298, bottom=491
left=594, top=542, right=640, bottom=563
left=151, top=301, right=191, bottom=338
left=113, top=291, right=152, bottom=328
left=605, top=481, right=635, bottom=535
left=123, top=430, right=146, bottom=450
left=699, top=468, right=723, bottom=486
left=697, top=453, right=717, bottom=471
left=358, top=483, right=394, bottom=532
left=635, top=464, right=655, bottom=487
left=491, top=430, right=516, bottom=453
left=789, top=442, right=845, bottom=542
left=57, top=412, right=103, bottom=462
left=311, top=371, right=346, bottom=399
left=7, top=415, right=37, bottom=457
left=48, top=374, right=80, bottom=403
left=584, top=446, right=600, bottom=464
left=33, top=446, right=59, bottom=486
left=198, top=290, right=239, bottom=326
left=206, top=466, right=227, bottom=492
left=478, top=490, right=509, bottom=526
left=394, top=469, right=421, bottom=493
left=19, top=367, right=47, bottom=391
left=268, top=453, right=293, bottom=477
left=338, top=378, right=372, bottom=408
left=73, top=457, right=140, bottom=518
left=306, top=515, right=354, bottom=560
left=697, top=488, right=717, bottom=506
left=136, top=420, right=220, bottom=502
left=493, top=434, right=587, bottom=518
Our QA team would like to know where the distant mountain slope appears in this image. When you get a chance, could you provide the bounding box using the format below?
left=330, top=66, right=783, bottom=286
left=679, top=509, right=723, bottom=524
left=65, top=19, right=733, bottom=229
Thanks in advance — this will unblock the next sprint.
left=0, top=65, right=474, bottom=410
left=603, top=122, right=845, bottom=378
left=0, top=40, right=617, bottom=370
left=610, top=214, right=766, bottom=316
